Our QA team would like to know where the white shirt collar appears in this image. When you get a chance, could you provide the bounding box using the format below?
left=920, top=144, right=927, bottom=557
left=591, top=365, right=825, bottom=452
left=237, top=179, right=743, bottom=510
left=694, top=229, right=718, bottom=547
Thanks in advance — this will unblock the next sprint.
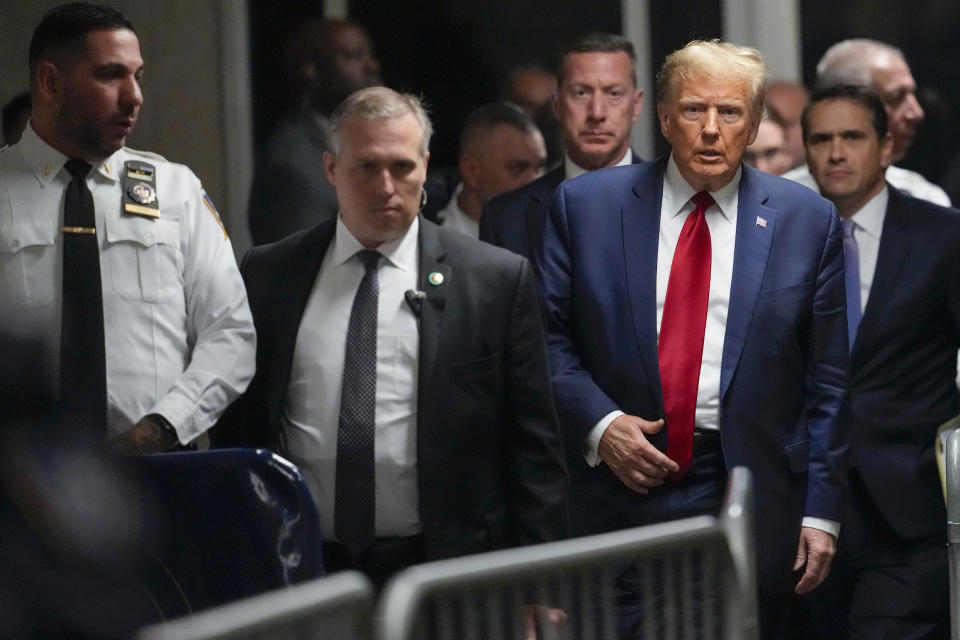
left=563, top=147, right=633, bottom=180
left=663, top=153, right=740, bottom=223
left=847, top=184, right=889, bottom=240
left=19, top=121, right=122, bottom=185
left=332, top=212, right=419, bottom=272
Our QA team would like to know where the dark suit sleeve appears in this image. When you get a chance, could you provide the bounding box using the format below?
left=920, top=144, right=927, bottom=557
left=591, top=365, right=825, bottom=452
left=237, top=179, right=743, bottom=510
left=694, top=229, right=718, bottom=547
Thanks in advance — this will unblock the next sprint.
left=502, top=257, right=570, bottom=545
left=537, top=183, right=621, bottom=444
left=210, top=247, right=272, bottom=448
left=478, top=201, right=497, bottom=245
left=802, top=209, right=851, bottom=522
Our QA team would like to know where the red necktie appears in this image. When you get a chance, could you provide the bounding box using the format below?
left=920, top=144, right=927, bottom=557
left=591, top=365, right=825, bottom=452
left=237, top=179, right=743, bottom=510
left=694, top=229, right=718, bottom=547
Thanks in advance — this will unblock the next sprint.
left=659, top=191, right=714, bottom=477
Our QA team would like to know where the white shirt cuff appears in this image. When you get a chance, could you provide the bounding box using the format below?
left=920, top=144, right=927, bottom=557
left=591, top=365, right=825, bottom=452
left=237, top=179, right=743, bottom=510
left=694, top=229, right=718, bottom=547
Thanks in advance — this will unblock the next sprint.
left=801, top=516, right=840, bottom=539
left=584, top=410, right=625, bottom=467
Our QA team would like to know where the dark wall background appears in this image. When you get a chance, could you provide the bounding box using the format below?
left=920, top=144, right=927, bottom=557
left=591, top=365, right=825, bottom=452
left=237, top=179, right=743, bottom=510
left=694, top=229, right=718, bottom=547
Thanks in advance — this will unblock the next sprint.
left=248, top=0, right=620, bottom=169
left=648, top=0, right=722, bottom=157
left=349, top=0, right=620, bottom=169
left=248, top=1, right=959, bottom=198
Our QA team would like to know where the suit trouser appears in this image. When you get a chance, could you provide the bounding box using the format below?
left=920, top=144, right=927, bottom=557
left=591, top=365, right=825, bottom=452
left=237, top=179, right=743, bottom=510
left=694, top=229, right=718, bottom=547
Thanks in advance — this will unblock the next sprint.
left=616, top=434, right=731, bottom=639
left=789, top=471, right=949, bottom=640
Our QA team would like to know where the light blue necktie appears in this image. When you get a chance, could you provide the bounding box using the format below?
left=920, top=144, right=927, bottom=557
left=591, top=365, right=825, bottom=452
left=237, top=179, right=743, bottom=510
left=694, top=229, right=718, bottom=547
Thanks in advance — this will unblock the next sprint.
left=841, top=218, right=861, bottom=352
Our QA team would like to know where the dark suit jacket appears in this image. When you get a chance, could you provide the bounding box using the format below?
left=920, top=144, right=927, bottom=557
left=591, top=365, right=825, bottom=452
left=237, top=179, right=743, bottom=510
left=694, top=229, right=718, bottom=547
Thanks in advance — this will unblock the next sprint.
left=213, top=216, right=569, bottom=560
left=538, top=157, right=850, bottom=595
left=480, top=165, right=564, bottom=260
left=849, top=186, right=960, bottom=539
left=479, top=152, right=642, bottom=260
left=248, top=111, right=339, bottom=245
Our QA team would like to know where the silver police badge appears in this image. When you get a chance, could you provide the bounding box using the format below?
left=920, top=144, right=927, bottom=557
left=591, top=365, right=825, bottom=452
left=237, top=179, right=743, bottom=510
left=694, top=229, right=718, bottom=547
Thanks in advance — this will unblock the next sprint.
left=128, top=182, right=157, bottom=205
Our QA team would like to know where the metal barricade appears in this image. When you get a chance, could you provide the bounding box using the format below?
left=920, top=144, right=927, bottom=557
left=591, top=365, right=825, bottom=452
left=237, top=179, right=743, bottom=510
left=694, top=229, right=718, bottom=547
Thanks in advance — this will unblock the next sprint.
left=136, top=571, right=374, bottom=640
left=946, top=429, right=960, bottom=640
left=376, top=466, right=758, bottom=640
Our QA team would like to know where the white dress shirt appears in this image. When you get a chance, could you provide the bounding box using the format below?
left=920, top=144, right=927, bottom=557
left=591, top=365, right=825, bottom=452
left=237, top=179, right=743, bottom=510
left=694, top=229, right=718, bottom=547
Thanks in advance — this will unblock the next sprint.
left=583, top=155, right=839, bottom=536
left=564, top=148, right=633, bottom=180
left=784, top=163, right=950, bottom=207
left=283, top=215, right=421, bottom=540
left=844, top=186, right=889, bottom=314
left=436, top=182, right=479, bottom=238
left=0, top=123, right=255, bottom=443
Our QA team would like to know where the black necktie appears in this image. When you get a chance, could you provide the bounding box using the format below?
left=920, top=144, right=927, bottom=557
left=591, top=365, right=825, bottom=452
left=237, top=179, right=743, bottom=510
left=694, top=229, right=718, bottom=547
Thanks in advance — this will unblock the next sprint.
left=335, top=249, right=381, bottom=554
left=60, top=159, right=107, bottom=431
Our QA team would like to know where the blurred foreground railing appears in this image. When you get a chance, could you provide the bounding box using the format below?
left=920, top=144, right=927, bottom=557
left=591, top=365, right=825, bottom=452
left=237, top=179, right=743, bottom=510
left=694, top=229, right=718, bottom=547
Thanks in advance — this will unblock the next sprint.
left=376, top=466, right=758, bottom=640
left=136, top=570, right=373, bottom=640
left=135, top=467, right=757, bottom=640
left=946, top=428, right=960, bottom=640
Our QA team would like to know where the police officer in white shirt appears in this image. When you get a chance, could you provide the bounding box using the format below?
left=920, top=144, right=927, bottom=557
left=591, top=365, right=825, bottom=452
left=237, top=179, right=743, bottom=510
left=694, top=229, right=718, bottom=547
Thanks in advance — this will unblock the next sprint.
left=0, top=3, right=255, bottom=452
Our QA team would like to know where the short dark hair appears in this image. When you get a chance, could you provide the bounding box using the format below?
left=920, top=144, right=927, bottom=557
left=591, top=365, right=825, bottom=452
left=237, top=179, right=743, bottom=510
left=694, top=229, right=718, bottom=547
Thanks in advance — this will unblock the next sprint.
left=801, top=84, right=888, bottom=142
left=459, top=102, right=539, bottom=154
left=557, top=32, right=637, bottom=87
left=29, top=3, right=134, bottom=78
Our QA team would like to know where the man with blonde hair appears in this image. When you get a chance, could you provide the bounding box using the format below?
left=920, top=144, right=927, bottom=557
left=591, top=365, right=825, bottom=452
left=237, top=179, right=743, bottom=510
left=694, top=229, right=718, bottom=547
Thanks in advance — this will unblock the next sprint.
left=216, top=86, right=568, bottom=587
left=538, top=40, right=849, bottom=637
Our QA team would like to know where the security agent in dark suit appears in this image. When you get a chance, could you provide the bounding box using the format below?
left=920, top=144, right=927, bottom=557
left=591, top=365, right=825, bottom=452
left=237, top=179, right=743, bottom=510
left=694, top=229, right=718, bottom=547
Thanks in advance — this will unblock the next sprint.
left=214, top=87, right=568, bottom=586
left=796, top=84, right=959, bottom=639
left=480, top=31, right=644, bottom=259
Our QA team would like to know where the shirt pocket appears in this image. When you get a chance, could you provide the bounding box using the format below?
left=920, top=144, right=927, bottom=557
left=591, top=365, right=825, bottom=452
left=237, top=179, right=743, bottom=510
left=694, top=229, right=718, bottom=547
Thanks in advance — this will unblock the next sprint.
left=0, top=219, right=57, bottom=308
left=104, top=212, right=183, bottom=304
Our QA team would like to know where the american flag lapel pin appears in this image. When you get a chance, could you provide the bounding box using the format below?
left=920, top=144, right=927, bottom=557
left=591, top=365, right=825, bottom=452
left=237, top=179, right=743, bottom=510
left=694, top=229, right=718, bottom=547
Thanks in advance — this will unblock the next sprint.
left=755, top=216, right=767, bottom=228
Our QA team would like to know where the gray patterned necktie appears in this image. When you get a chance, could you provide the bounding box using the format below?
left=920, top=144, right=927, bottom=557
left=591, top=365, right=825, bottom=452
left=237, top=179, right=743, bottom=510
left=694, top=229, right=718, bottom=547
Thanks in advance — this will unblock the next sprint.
left=335, top=249, right=381, bottom=554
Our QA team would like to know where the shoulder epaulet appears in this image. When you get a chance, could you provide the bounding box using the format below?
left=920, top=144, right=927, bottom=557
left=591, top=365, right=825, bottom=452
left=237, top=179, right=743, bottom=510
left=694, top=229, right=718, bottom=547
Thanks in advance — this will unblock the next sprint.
left=123, top=146, right=168, bottom=163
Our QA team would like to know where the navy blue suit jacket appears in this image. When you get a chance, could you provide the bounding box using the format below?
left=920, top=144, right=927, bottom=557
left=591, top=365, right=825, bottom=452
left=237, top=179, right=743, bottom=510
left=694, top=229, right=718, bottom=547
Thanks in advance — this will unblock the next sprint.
left=480, top=153, right=643, bottom=260
left=538, top=157, right=851, bottom=594
left=480, top=165, right=564, bottom=260
left=849, top=187, right=960, bottom=539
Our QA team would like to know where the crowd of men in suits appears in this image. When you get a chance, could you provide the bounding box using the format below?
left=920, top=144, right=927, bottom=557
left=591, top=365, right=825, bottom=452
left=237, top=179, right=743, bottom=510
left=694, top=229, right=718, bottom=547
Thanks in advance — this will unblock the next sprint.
left=2, top=3, right=959, bottom=639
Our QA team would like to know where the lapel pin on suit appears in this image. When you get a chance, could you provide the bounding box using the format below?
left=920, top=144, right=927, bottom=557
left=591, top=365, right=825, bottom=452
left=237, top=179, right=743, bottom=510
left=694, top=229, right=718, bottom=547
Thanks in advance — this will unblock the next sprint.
left=428, top=272, right=444, bottom=286
left=755, top=216, right=767, bottom=228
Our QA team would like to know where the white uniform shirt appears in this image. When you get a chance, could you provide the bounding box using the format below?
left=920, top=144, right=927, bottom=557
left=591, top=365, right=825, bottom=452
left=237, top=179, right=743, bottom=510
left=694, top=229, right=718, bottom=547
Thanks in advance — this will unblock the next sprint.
left=283, top=215, right=421, bottom=540
left=784, top=163, right=951, bottom=207
left=0, top=123, right=256, bottom=443
left=436, top=182, right=478, bottom=238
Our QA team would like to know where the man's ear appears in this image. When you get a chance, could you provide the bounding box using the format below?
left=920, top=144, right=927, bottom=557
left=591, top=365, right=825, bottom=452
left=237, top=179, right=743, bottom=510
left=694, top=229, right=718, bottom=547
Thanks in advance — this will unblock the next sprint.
left=879, top=132, right=894, bottom=169
left=34, top=62, right=61, bottom=103
left=631, top=88, right=644, bottom=124
left=323, top=150, right=336, bottom=185
left=657, top=103, right=671, bottom=139
left=458, top=153, right=479, bottom=189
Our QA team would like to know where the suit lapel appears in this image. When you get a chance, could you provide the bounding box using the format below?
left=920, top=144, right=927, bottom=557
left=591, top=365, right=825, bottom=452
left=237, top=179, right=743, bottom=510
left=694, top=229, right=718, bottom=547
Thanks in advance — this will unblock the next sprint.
left=524, top=166, right=564, bottom=256
left=417, top=218, right=450, bottom=403
left=720, top=167, right=777, bottom=400
left=852, top=186, right=910, bottom=360
left=268, top=224, right=334, bottom=428
left=623, top=158, right=668, bottom=404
